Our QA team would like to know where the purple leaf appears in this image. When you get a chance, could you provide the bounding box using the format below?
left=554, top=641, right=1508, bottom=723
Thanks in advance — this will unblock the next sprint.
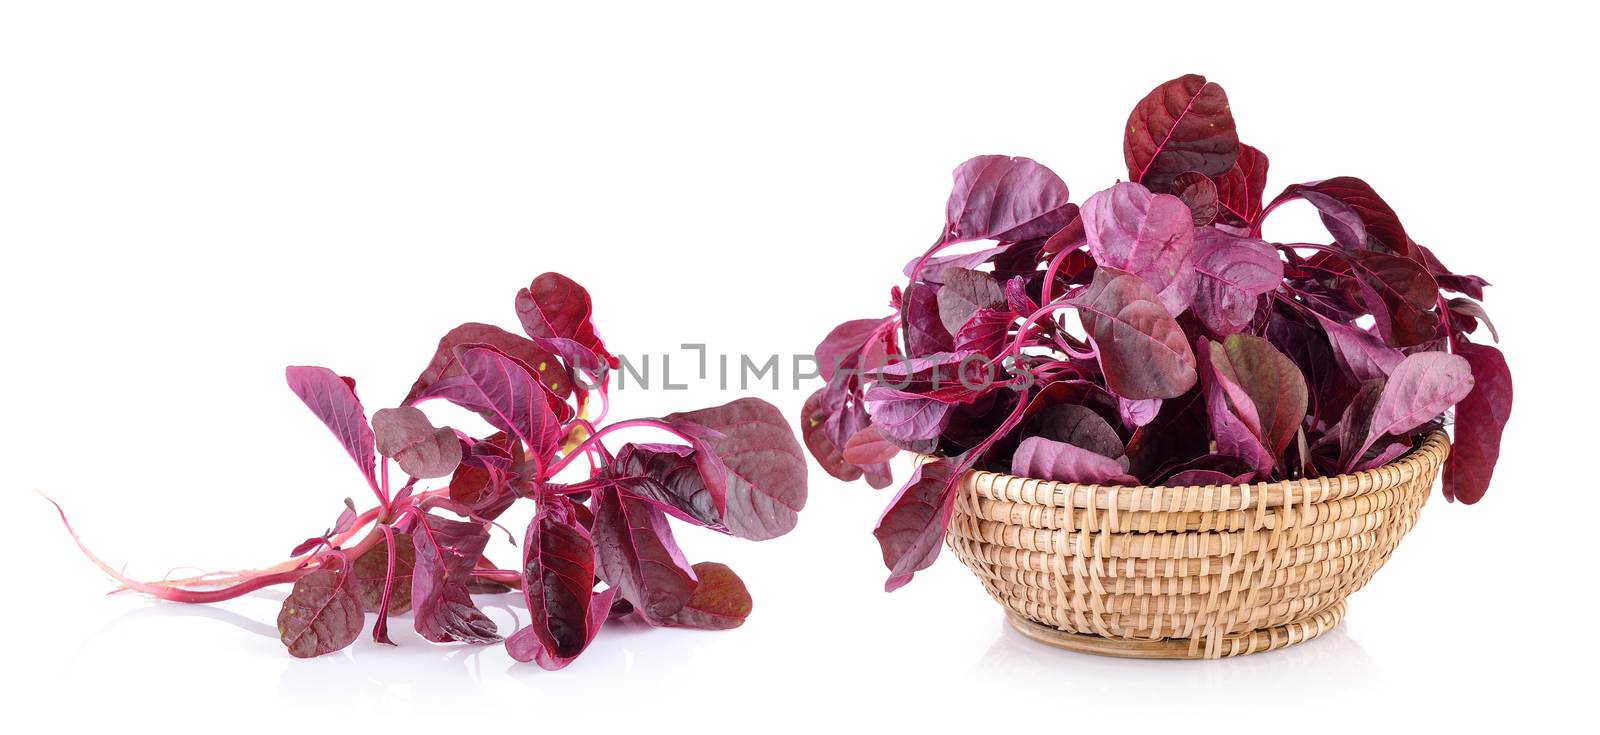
left=509, top=495, right=604, bottom=669
left=954, top=307, right=1015, bottom=357
left=1072, top=267, right=1198, bottom=400
left=1200, top=335, right=1308, bottom=475
left=1118, top=397, right=1161, bottom=428
left=453, top=344, right=561, bottom=463
left=815, top=318, right=892, bottom=382
left=277, top=567, right=364, bottom=658
left=663, top=398, right=809, bottom=541
left=864, top=387, right=956, bottom=442
left=1313, top=313, right=1404, bottom=382
left=1190, top=228, right=1283, bottom=336
left=1358, top=351, right=1475, bottom=459
left=657, top=562, right=752, bottom=630
left=590, top=486, right=698, bottom=624
left=1082, top=182, right=1197, bottom=314
left=411, top=513, right=500, bottom=644
left=372, top=406, right=463, bottom=479
left=1011, top=437, right=1138, bottom=485
left=935, top=268, right=1005, bottom=335
left=285, top=366, right=378, bottom=489
left=801, top=386, right=864, bottom=483
left=943, top=155, right=1075, bottom=243
left=1124, top=74, right=1240, bottom=191
left=403, top=322, right=571, bottom=414
left=1444, top=342, right=1512, bottom=503
left=842, top=425, right=899, bottom=465
left=873, top=459, right=961, bottom=592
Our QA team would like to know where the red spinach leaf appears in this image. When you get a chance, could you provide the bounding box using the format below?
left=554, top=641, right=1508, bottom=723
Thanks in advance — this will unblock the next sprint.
left=1124, top=74, right=1240, bottom=191
left=285, top=366, right=378, bottom=489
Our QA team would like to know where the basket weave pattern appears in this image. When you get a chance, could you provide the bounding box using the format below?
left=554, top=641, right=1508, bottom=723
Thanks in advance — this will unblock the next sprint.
left=946, top=431, right=1449, bottom=659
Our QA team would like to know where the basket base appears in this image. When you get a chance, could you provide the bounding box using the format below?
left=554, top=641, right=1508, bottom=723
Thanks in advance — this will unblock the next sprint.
left=1006, top=601, right=1347, bottom=659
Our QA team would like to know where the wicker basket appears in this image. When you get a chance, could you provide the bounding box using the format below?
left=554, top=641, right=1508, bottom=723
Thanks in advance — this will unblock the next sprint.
left=945, top=431, right=1449, bottom=659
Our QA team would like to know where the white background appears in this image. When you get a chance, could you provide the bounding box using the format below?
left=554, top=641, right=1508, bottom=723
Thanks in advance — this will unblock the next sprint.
left=1, top=1, right=1591, bottom=731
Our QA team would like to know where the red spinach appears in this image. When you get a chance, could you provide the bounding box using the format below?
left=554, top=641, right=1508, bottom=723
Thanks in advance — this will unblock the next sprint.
left=57, top=273, right=806, bottom=667
left=804, top=74, right=1513, bottom=591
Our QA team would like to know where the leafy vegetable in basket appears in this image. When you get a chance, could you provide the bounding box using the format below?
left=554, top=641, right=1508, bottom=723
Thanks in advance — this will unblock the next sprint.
left=53, top=273, right=806, bottom=667
left=802, top=74, right=1512, bottom=592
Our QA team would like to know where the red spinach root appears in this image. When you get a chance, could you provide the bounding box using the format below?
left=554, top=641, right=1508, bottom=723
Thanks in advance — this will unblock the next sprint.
left=803, top=74, right=1513, bottom=592
left=54, top=272, right=807, bottom=666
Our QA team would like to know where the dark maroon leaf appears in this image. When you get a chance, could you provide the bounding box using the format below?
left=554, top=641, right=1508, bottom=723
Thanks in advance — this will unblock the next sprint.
left=515, top=272, right=607, bottom=358
left=448, top=431, right=523, bottom=520
left=411, top=513, right=500, bottom=644
left=1172, top=171, right=1220, bottom=226
left=590, top=486, right=698, bottom=624
left=277, top=567, right=364, bottom=658
left=1011, top=437, right=1137, bottom=485
left=1347, top=251, right=1440, bottom=347
left=1416, top=242, right=1489, bottom=300
left=1444, top=342, right=1512, bottom=503
left=352, top=533, right=415, bottom=614
left=1124, top=74, right=1239, bottom=191
left=904, top=282, right=955, bottom=355
left=604, top=442, right=723, bottom=530
left=373, top=406, right=463, bottom=479
left=954, top=307, right=1015, bottom=357
left=658, top=562, right=752, bottom=630
left=1446, top=298, right=1499, bottom=342
left=1214, top=143, right=1269, bottom=225
left=1072, top=267, right=1198, bottom=400
left=510, top=495, right=603, bottom=669
left=285, top=366, right=377, bottom=488
left=1263, top=177, right=1410, bottom=257
left=664, top=398, right=809, bottom=541
left=1324, top=379, right=1385, bottom=473
left=943, top=155, right=1075, bottom=243
left=1021, top=403, right=1124, bottom=459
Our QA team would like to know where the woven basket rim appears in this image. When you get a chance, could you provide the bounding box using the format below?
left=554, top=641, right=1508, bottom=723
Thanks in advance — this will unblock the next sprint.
left=953, top=430, right=1449, bottom=513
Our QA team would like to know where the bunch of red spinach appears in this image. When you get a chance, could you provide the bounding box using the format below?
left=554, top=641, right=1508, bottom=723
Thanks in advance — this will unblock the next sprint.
left=58, top=273, right=807, bottom=667
left=802, top=74, right=1513, bottom=591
